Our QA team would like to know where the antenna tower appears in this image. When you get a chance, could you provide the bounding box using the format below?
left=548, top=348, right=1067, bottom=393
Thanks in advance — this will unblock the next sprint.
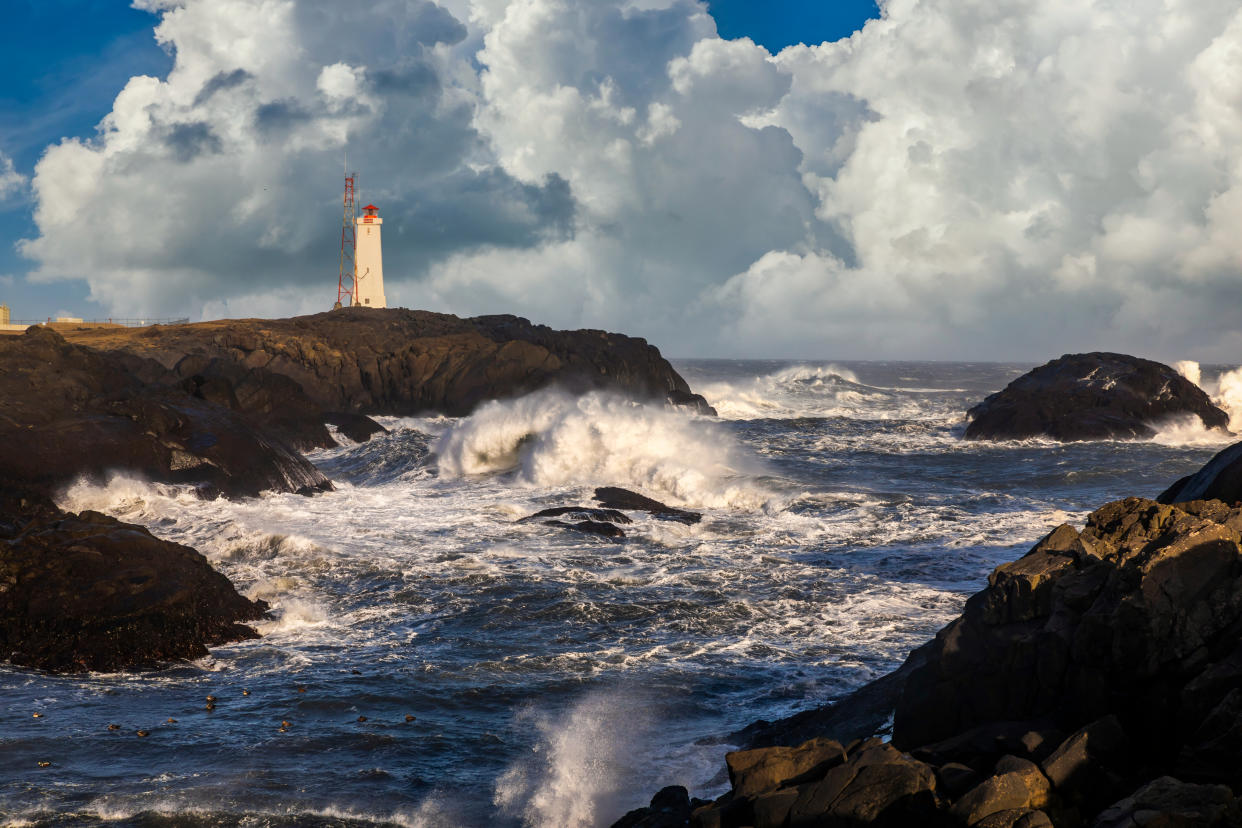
left=335, top=171, right=358, bottom=308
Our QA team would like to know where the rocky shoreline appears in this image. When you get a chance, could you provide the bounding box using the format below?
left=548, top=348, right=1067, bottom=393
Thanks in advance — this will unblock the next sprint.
left=616, top=444, right=1242, bottom=826
left=0, top=309, right=713, bottom=673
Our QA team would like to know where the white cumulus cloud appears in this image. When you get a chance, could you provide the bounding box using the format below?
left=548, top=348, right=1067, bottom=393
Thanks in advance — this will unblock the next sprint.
left=19, top=0, right=1242, bottom=361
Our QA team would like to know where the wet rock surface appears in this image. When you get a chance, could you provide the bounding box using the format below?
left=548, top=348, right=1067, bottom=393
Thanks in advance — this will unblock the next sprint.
left=964, top=352, right=1228, bottom=441
left=0, top=489, right=266, bottom=673
left=614, top=491, right=1242, bottom=827
left=0, top=327, right=331, bottom=499
left=594, top=487, right=703, bottom=524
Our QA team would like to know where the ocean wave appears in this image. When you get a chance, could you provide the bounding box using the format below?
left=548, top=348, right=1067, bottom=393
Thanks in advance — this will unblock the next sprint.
left=694, top=364, right=949, bottom=421
left=433, top=389, right=777, bottom=510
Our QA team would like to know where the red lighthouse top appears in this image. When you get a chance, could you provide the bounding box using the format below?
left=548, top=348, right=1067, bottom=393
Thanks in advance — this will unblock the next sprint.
left=362, top=205, right=379, bottom=216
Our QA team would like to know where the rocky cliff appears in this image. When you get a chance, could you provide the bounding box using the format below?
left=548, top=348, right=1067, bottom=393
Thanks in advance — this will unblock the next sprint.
left=63, top=307, right=715, bottom=419
left=964, top=353, right=1227, bottom=441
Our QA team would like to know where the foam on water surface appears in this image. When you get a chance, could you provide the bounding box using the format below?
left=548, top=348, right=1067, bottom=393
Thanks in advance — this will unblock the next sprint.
left=5, top=360, right=1231, bottom=826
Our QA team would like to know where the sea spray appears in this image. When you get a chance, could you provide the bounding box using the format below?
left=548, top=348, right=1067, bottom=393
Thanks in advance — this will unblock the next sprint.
left=494, top=689, right=661, bottom=828
left=433, top=389, right=775, bottom=509
left=692, top=364, right=955, bottom=421
left=1171, top=360, right=1242, bottom=433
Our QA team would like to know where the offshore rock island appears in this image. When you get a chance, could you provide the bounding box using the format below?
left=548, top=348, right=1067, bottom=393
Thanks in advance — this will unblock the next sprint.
left=0, top=309, right=712, bottom=673
left=964, top=353, right=1228, bottom=442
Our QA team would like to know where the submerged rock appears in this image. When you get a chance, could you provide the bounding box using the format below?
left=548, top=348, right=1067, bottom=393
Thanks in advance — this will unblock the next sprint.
left=518, top=506, right=634, bottom=524
left=543, top=519, right=626, bottom=539
left=0, top=489, right=266, bottom=673
left=593, top=487, right=702, bottom=524
left=964, top=352, right=1228, bottom=441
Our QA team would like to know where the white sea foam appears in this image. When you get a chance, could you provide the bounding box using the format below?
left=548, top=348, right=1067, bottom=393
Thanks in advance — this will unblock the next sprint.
left=1151, top=414, right=1235, bottom=447
left=495, top=689, right=660, bottom=828
left=434, top=389, right=776, bottom=509
left=693, top=364, right=950, bottom=422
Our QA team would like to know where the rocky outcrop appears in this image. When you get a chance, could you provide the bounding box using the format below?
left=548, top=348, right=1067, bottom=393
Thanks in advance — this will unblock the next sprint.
left=0, top=327, right=331, bottom=499
left=594, top=487, right=703, bottom=524
left=964, top=353, right=1228, bottom=441
left=1158, top=440, right=1242, bottom=506
left=64, top=307, right=716, bottom=418
left=0, top=489, right=265, bottom=672
left=616, top=494, right=1242, bottom=827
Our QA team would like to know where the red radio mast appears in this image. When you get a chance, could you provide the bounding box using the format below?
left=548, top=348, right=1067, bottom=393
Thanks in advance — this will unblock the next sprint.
left=334, top=171, right=358, bottom=309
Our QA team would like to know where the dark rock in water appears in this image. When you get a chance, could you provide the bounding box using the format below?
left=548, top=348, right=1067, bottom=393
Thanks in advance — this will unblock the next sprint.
left=0, top=327, right=331, bottom=499
left=611, top=785, right=693, bottom=828
left=1158, top=440, right=1242, bottom=505
left=666, top=389, right=717, bottom=417
left=0, top=489, right=266, bottom=673
left=594, top=487, right=702, bottom=524
left=323, top=412, right=388, bottom=444
left=519, top=506, right=633, bottom=524
left=65, top=308, right=706, bottom=418
left=964, top=352, right=1228, bottom=441
left=544, top=519, right=626, bottom=539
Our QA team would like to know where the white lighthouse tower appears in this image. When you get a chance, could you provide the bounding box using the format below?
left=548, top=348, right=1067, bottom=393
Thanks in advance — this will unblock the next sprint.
left=353, top=204, right=387, bottom=308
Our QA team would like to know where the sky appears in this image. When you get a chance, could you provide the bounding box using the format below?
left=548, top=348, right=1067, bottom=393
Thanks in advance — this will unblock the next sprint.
left=1, top=0, right=1240, bottom=362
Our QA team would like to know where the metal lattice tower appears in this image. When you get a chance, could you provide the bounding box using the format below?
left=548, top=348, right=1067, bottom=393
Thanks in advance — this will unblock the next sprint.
left=335, top=172, right=358, bottom=308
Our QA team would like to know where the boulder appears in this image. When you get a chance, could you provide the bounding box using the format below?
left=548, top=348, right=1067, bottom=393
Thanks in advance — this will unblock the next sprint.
left=0, top=490, right=266, bottom=672
left=726, top=737, right=846, bottom=797
left=949, top=756, right=1051, bottom=825
left=323, top=411, right=388, bottom=444
left=964, top=353, right=1228, bottom=441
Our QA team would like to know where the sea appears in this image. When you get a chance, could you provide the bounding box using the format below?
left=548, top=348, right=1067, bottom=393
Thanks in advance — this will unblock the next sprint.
left=2, top=359, right=1237, bottom=827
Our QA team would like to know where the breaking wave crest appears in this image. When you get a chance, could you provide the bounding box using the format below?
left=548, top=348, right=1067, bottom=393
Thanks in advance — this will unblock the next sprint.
left=433, top=389, right=776, bottom=509
left=1172, top=360, right=1242, bottom=435
left=694, top=364, right=944, bottom=421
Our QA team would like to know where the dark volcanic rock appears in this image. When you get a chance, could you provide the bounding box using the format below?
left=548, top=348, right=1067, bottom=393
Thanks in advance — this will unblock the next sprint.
left=964, top=352, right=1228, bottom=441
left=893, top=497, right=1242, bottom=753
left=323, top=411, right=388, bottom=443
left=0, top=327, right=331, bottom=498
left=65, top=308, right=707, bottom=418
left=0, top=490, right=266, bottom=672
left=543, top=519, right=626, bottom=539
left=612, top=786, right=694, bottom=828
left=594, top=487, right=702, bottom=524
left=1159, top=440, right=1242, bottom=506
left=518, top=506, right=633, bottom=524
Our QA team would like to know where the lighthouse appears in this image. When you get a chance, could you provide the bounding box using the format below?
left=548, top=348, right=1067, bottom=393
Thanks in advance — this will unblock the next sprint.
left=353, top=204, right=387, bottom=308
